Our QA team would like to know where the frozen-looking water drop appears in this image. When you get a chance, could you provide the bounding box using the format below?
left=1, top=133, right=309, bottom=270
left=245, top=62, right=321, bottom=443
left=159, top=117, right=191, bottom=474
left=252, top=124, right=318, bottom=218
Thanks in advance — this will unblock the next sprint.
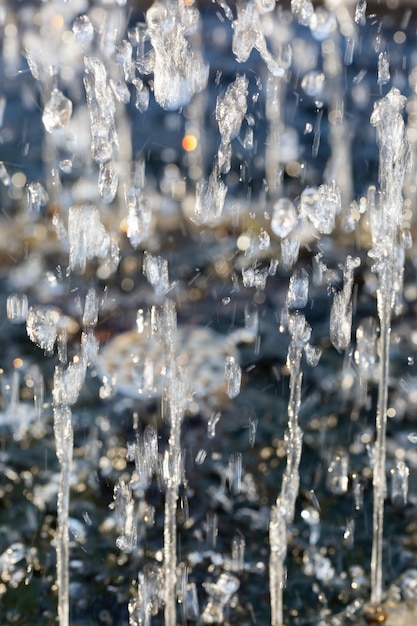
left=73, top=15, right=94, bottom=45
left=42, top=89, right=73, bottom=133
left=201, top=573, right=240, bottom=624
left=185, top=583, right=200, bottom=621
left=7, top=294, right=28, bottom=324
left=208, top=412, right=221, bottom=439
left=281, top=233, right=300, bottom=269
left=291, top=0, right=314, bottom=27
left=301, top=71, right=325, bottom=97
left=126, top=197, right=152, bottom=248
left=195, top=449, right=207, bottom=465
left=304, top=343, right=322, bottom=367
left=399, top=570, right=417, bottom=601
left=355, top=0, right=367, bottom=25
left=143, top=252, right=169, bottom=298
left=249, top=415, right=258, bottom=447
left=98, top=161, right=118, bottom=204
left=309, top=7, right=336, bottom=40
left=113, top=480, right=137, bottom=553
left=243, top=125, right=253, bottom=149
left=390, top=461, right=408, bottom=509
left=255, top=0, right=276, bottom=13
left=330, top=297, right=351, bottom=352
left=128, top=426, right=159, bottom=492
left=245, top=303, right=259, bottom=338
left=26, top=307, right=60, bottom=355
left=59, top=159, right=72, bottom=174
left=377, top=51, right=390, bottom=86
left=259, top=229, right=270, bottom=250
left=146, top=1, right=208, bottom=110
left=355, top=317, right=377, bottom=395
left=68, top=204, right=111, bottom=273
left=110, top=78, right=130, bottom=104
left=195, top=166, right=227, bottom=224
left=224, top=356, right=242, bottom=399
left=300, top=182, right=341, bottom=234
left=27, top=181, right=48, bottom=214
left=271, top=197, right=298, bottom=238
left=327, top=452, right=349, bottom=495
left=402, top=228, right=413, bottom=250
left=115, top=39, right=133, bottom=67
left=0, top=161, right=11, bottom=186
left=287, top=269, right=309, bottom=310
left=82, top=288, right=99, bottom=329
left=53, top=355, right=88, bottom=407
left=330, top=256, right=360, bottom=352
left=0, top=543, right=29, bottom=589
left=369, top=89, right=411, bottom=254
left=133, top=78, right=150, bottom=112
left=83, top=56, right=118, bottom=165
left=125, top=160, right=152, bottom=248
left=228, top=451, right=242, bottom=495
left=242, top=266, right=269, bottom=290
left=216, top=75, right=248, bottom=173
left=232, top=0, right=284, bottom=76
left=129, top=564, right=164, bottom=626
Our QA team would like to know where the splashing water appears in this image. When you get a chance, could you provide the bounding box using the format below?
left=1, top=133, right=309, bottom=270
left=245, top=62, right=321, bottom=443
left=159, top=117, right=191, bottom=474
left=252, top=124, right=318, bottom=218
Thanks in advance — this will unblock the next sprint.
left=146, top=1, right=208, bottom=111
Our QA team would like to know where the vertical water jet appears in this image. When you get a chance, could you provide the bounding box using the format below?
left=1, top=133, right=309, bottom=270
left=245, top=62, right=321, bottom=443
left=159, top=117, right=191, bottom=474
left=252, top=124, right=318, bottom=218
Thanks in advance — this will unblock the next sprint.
left=368, top=87, right=412, bottom=608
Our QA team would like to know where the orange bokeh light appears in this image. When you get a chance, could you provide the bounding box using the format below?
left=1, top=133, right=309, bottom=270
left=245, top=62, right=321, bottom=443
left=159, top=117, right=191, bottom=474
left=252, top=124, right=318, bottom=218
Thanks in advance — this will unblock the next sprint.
left=51, top=14, right=64, bottom=29
left=182, top=134, right=198, bottom=152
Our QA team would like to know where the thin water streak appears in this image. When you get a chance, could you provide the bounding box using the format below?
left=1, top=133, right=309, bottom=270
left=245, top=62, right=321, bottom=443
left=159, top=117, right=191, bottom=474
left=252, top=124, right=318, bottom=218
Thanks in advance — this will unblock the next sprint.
left=160, top=300, right=185, bottom=626
left=53, top=405, right=73, bottom=626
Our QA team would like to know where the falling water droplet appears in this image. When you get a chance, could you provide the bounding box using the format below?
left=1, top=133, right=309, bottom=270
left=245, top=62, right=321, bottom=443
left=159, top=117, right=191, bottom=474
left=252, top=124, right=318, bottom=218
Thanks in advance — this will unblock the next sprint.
left=7, top=294, right=28, bottom=324
left=224, top=356, right=242, bottom=399
left=42, top=89, right=73, bottom=133
left=390, top=461, right=409, bottom=508
left=271, top=198, right=298, bottom=238
left=301, top=71, right=326, bottom=97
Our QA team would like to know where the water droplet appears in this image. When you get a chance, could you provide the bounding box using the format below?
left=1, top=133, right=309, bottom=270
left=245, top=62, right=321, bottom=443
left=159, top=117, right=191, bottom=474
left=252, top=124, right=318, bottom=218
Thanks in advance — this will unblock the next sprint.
left=7, top=294, right=28, bottom=324
left=271, top=198, right=298, bottom=238
left=42, top=89, right=73, bottom=133
left=224, top=356, right=242, bottom=399
left=377, top=51, right=390, bottom=86
left=355, top=0, right=367, bottom=26
left=301, top=71, right=325, bottom=97
left=73, top=15, right=94, bottom=44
